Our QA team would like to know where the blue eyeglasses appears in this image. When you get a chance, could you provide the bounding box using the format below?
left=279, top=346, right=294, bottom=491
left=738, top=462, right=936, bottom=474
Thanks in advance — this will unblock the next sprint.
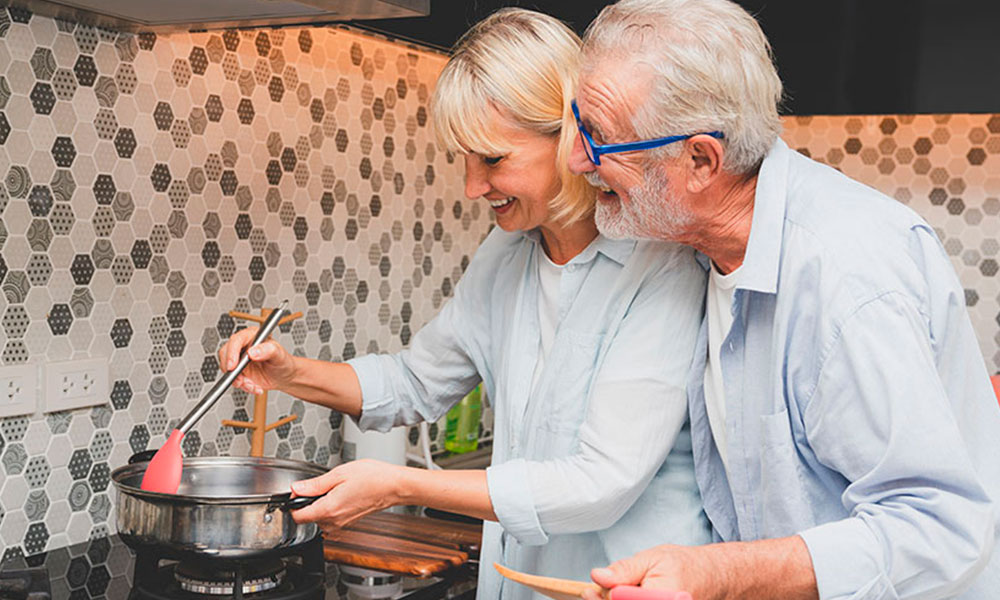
left=571, top=99, right=724, bottom=166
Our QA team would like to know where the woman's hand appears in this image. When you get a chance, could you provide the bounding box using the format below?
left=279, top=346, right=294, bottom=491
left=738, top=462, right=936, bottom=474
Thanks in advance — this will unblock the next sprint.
left=217, top=325, right=297, bottom=395
left=289, top=459, right=406, bottom=536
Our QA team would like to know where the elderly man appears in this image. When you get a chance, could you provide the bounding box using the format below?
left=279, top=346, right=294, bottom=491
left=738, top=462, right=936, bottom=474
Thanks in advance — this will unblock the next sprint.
left=567, top=0, right=1000, bottom=598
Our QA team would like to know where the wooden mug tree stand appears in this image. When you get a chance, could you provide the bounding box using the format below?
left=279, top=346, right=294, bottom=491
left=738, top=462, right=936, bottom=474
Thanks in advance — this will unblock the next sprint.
left=222, top=307, right=304, bottom=457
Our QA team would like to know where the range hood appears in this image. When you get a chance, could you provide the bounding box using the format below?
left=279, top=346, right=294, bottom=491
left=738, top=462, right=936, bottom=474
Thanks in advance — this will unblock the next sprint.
left=5, top=0, right=429, bottom=30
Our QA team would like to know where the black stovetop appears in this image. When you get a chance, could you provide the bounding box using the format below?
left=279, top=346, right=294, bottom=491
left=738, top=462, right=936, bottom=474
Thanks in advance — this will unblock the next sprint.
left=0, top=533, right=129, bottom=599
left=0, top=534, right=474, bottom=600
left=0, top=534, right=338, bottom=599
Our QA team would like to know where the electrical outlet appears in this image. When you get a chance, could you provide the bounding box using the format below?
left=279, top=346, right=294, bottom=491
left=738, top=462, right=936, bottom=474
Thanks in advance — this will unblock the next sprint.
left=0, top=364, right=38, bottom=417
left=44, top=358, right=109, bottom=413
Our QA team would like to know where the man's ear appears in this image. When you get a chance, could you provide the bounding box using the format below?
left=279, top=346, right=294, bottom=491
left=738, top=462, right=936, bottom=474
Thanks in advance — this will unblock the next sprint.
left=684, top=135, right=725, bottom=193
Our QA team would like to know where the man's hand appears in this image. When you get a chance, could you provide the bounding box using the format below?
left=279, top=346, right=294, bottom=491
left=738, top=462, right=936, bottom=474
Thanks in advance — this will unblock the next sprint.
left=581, top=544, right=718, bottom=600
left=582, top=537, right=818, bottom=600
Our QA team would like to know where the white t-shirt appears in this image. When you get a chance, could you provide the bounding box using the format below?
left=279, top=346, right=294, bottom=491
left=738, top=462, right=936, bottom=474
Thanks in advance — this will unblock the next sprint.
left=704, top=263, right=740, bottom=470
left=531, top=248, right=563, bottom=393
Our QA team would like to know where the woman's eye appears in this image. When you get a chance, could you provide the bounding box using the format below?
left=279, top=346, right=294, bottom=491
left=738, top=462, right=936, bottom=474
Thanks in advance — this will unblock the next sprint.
left=483, top=156, right=503, bottom=166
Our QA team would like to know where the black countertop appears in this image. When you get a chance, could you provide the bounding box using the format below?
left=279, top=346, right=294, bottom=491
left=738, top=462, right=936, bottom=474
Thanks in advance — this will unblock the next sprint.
left=0, top=533, right=340, bottom=599
left=0, top=533, right=473, bottom=599
left=0, top=534, right=133, bottom=599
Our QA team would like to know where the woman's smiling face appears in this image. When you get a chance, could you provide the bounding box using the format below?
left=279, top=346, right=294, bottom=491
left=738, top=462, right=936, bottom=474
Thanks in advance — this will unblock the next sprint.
left=462, top=112, right=563, bottom=233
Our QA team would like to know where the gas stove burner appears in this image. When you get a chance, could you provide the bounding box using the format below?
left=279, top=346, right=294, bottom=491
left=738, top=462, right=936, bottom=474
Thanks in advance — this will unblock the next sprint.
left=339, top=565, right=402, bottom=600
left=128, top=536, right=326, bottom=600
left=174, top=558, right=286, bottom=595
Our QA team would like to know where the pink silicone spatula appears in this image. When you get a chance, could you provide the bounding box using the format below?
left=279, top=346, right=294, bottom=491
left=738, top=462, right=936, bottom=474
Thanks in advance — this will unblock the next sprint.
left=140, top=301, right=289, bottom=493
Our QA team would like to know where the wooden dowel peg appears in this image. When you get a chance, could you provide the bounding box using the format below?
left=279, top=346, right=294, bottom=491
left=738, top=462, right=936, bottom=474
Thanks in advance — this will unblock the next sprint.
left=229, top=310, right=304, bottom=327
left=264, top=415, right=298, bottom=432
left=226, top=305, right=303, bottom=457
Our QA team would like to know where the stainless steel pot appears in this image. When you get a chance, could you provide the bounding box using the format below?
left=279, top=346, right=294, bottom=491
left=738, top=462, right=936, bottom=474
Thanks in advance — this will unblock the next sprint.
left=112, top=456, right=326, bottom=558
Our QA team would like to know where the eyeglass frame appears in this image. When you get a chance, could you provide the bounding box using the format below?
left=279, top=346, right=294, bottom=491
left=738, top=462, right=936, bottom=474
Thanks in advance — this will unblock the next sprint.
left=571, top=99, right=724, bottom=166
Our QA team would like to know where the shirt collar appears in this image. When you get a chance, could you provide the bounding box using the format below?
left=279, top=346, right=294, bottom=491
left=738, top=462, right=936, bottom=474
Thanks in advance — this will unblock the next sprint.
left=736, top=137, right=791, bottom=295
left=520, top=228, right=635, bottom=267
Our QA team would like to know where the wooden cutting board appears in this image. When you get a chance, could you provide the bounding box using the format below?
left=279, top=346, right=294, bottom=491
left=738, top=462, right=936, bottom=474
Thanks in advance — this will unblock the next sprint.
left=323, top=511, right=482, bottom=578
left=346, top=511, right=482, bottom=556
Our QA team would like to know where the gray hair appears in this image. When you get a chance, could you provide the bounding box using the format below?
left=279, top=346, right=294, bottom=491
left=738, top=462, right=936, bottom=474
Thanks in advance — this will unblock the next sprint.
left=581, top=0, right=783, bottom=174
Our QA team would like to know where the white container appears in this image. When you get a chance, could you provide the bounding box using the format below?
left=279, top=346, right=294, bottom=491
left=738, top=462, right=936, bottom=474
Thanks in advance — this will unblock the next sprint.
left=342, top=417, right=408, bottom=465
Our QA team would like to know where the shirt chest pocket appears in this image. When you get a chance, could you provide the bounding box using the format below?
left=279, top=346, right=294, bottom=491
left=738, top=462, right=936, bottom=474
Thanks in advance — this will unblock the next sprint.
left=533, top=329, right=605, bottom=450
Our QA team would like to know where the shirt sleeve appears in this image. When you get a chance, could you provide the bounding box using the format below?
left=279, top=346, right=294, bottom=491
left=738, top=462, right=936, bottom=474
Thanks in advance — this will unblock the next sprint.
left=799, top=290, right=996, bottom=600
left=487, top=244, right=707, bottom=542
left=347, top=303, right=479, bottom=432
left=347, top=234, right=501, bottom=433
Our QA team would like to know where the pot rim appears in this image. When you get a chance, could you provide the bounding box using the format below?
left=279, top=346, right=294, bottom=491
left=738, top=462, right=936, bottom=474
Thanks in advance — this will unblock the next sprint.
left=111, top=455, right=327, bottom=506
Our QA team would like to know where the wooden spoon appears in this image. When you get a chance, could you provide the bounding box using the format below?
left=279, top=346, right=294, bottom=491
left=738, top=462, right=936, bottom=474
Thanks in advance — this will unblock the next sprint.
left=494, top=563, right=692, bottom=600
left=494, top=562, right=603, bottom=600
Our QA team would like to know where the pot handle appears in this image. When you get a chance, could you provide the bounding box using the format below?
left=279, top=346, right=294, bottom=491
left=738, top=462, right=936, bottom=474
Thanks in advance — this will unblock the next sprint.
left=283, top=495, right=323, bottom=511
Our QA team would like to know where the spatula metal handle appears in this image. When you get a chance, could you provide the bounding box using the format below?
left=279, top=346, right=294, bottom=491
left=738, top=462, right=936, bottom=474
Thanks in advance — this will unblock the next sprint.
left=177, top=300, right=289, bottom=434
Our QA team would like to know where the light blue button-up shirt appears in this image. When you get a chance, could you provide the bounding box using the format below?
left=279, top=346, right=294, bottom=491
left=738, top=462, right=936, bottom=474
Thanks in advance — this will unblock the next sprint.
left=350, top=228, right=711, bottom=600
left=689, top=138, right=1000, bottom=599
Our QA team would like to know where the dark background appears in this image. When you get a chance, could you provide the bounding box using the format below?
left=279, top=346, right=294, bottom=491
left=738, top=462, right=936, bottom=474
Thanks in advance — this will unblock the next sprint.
left=358, top=0, right=1000, bottom=116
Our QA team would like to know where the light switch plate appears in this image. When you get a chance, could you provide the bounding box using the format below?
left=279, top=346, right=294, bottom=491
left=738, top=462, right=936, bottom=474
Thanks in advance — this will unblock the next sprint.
left=44, top=358, right=109, bottom=413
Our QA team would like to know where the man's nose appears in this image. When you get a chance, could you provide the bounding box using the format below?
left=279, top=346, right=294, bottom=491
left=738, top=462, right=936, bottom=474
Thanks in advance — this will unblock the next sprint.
left=568, top=132, right=596, bottom=175
left=464, top=158, right=490, bottom=199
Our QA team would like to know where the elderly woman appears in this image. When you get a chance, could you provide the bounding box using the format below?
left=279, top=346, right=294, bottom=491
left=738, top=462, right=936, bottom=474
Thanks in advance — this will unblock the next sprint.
left=219, top=8, right=709, bottom=598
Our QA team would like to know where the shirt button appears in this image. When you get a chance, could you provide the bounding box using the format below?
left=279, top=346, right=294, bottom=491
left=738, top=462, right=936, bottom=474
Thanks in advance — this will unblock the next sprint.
left=728, top=341, right=735, bottom=351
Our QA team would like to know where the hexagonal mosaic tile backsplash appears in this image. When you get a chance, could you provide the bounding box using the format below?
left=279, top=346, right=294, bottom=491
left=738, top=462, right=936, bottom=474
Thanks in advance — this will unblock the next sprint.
left=0, top=8, right=492, bottom=559
left=0, top=6, right=999, bottom=563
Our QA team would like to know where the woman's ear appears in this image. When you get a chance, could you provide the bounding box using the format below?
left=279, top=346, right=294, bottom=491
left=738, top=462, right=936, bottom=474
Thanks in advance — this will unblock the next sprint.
left=684, top=135, right=725, bottom=194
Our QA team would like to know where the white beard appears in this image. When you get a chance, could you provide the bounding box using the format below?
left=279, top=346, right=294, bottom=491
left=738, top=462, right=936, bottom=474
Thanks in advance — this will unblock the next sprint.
left=593, top=166, right=692, bottom=241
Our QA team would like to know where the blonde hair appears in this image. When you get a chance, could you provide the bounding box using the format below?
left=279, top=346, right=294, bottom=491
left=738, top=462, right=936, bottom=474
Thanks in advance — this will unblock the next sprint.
left=582, top=0, right=783, bottom=174
left=431, top=8, right=594, bottom=225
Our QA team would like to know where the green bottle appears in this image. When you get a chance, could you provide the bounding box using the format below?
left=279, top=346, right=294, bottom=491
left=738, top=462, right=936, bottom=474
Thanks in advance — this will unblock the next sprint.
left=444, top=384, right=482, bottom=454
